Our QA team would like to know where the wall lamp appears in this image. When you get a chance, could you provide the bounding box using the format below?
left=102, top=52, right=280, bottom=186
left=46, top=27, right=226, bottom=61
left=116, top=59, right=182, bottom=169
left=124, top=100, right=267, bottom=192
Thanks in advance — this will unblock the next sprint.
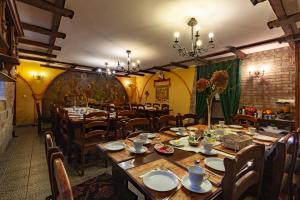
left=247, top=65, right=268, bottom=79
left=31, top=72, right=45, bottom=80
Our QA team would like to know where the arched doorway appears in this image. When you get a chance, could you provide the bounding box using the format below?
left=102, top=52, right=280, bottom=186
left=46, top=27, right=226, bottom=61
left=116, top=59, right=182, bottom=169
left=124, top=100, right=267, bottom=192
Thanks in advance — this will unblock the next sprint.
left=16, top=76, right=35, bottom=125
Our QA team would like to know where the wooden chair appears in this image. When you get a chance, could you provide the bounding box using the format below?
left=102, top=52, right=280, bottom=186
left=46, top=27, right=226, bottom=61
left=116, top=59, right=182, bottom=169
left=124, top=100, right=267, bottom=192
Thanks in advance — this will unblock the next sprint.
left=213, top=144, right=265, bottom=200
left=36, top=102, right=52, bottom=135
left=155, top=115, right=179, bottom=131
left=153, top=103, right=160, bottom=109
left=280, top=132, right=299, bottom=200
left=137, top=104, right=145, bottom=110
left=122, top=118, right=151, bottom=138
left=74, top=111, right=110, bottom=176
left=179, top=113, right=199, bottom=127
left=145, top=103, right=152, bottom=107
left=58, top=108, right=69, bottom=155
left=233, top=114, right=258, bottom=128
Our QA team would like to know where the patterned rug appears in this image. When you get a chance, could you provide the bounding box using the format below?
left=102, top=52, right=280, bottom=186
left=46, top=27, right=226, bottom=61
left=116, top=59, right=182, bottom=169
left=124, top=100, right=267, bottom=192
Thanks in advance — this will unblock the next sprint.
left=72, top=173, right=116, bottom=200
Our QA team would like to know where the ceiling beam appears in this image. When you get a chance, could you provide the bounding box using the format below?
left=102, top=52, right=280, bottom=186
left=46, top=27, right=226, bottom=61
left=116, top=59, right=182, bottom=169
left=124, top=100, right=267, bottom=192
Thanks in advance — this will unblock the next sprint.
left=268, top=12, right=300, bottom=29
left=152, top=66, right=171, bottom=72
left=18, top=48, right=57, bottom=58
left=226, top=46, right=247, bottom=59
left=48, top=0, right=66, bottom=54
left=19, top=38, right=61, bottom=51
left=170, top=62, right=189, bottom=69
left=268, top=0, right=295, bottom=49
left=125, top=72, right=145, bottom=76
left=250, top=0, right=266, bottom=6
left=17, top=0, right=74, bottom=18
left=21, top=22, right=66, bottom=39
left=139, top=70, right=156, bottom=74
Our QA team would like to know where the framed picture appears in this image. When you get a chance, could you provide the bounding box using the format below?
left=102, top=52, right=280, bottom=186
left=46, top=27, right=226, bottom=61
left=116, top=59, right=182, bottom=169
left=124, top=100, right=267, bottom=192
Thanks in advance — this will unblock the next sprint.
left=154, top=78, right=170, bottom=102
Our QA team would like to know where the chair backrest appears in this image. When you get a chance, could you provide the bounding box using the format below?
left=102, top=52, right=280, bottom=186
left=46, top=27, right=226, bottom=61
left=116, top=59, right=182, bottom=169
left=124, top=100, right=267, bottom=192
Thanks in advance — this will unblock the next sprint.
left=145, top=103, right=152, bottom=107
left=222, top=144, right=265, bottom=200
left=117, top=110, right=136, bottom=119
left=161, top=104, right=169, bottom=110
left=153, top=103, right=160, bottom=109
left=280, top=132, right=299, bottom=199
left=137, top=104, right=145, bottom=110
left=261, top=141, right=286, bottom=199
left=180, top=113, right=199, bottom=127
left=51, top=152, right=73, bottom=200
left=122, top=118, right=151, bottom=138
left=84, top=111, right=109, bottom=119
left=157, top=115, right=178, bottom=130
left=45, top=133, right=61, bottom=200
left=233, top=114, right=258, bottom=128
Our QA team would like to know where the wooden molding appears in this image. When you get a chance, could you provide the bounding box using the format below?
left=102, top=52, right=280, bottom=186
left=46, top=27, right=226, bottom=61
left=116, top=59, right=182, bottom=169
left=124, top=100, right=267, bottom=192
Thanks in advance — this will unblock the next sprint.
left=170, top=62, right=189, bottom=69
left=17, top=0, right=74, bottom=18
left=6, top=0, right=24, bottom=37
left=152, top=67, right=171, bottom=72
left=0, top=71, right=16, bottom=82
left=268, top=12, right=300, bottom=29
left=250, top=0, right=266, bottom=5
left=295, top=42, right=300, bottom=128
left=125, top=72, right=145, bottom=76
left=0, top=52, right=19, bottom=64
left=18, top=48, right=57, bottom=58
left=226, top=46, right=247, bottom=59
left=139, top=70, right=155, bottom=74
left=19, top=38, right=61, bottom=51
left=21, top=22, right=66, bottom=39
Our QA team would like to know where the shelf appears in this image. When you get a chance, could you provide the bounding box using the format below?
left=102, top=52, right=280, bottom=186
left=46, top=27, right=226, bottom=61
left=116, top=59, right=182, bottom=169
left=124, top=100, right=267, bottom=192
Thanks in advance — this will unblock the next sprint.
left=0, top=71, right=15, bottom=82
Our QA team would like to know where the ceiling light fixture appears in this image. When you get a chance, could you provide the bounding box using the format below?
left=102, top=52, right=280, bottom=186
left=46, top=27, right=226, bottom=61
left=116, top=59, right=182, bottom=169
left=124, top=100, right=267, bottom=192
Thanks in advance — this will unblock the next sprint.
left=97, top=62, right=115, bottom=77
left=173, top=17, right=215, bottom=58
left=117, top=50, right=140, bottom=73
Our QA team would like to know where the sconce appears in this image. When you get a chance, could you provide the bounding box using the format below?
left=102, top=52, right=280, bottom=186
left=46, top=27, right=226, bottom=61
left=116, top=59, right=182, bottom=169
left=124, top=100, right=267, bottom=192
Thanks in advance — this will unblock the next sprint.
left=31, top=72, right=45, bottom=80
left=248, top=66, right=266, bottom=79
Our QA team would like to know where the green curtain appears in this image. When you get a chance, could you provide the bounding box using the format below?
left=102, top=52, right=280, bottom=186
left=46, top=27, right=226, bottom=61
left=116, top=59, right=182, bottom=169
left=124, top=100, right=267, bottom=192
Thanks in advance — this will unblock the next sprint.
left=195, top=59, right=240, bottom=123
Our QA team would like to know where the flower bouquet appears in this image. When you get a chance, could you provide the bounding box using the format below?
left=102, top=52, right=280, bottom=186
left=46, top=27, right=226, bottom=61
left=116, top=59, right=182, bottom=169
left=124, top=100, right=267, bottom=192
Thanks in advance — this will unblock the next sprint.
left=196, top=70, right=229, bottom=129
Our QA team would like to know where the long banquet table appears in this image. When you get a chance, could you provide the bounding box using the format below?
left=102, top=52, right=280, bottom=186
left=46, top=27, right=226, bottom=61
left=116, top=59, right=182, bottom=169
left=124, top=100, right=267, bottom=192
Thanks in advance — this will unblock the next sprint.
left=97, top=124, right=282, bottom=200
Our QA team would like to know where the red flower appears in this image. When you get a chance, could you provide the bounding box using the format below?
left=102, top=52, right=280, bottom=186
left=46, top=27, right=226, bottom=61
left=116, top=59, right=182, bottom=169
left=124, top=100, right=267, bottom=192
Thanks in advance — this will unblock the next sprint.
left=196, top=78, right=209, bottom=92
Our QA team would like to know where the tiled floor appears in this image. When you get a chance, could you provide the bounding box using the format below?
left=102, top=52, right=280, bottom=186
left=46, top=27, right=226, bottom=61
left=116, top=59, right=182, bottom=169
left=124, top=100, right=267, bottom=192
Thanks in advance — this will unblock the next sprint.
left=0, top=126, right=111, bottom=200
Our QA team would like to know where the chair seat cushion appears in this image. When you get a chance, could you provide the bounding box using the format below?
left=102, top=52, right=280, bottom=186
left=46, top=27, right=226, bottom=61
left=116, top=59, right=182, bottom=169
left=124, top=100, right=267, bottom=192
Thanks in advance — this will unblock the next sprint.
left=72, top=173, right=116, bottom=200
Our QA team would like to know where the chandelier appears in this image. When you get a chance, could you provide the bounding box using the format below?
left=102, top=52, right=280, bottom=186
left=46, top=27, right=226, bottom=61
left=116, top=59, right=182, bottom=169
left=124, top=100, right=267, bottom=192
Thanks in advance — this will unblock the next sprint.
left=173, top=17, right=215, bottom=58
left=96, top=62, right=116, bottom=77
left=117, top=50, right=140, bottom=73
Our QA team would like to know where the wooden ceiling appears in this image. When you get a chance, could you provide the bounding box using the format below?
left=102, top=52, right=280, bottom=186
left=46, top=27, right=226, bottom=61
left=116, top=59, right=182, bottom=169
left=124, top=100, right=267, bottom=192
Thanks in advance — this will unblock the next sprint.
left=15, top=0, right=300, bottom=77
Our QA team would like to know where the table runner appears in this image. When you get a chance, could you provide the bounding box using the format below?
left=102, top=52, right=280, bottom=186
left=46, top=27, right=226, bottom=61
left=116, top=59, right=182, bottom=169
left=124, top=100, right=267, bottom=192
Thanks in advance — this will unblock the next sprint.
left=126, top=158, right=219, bottom=200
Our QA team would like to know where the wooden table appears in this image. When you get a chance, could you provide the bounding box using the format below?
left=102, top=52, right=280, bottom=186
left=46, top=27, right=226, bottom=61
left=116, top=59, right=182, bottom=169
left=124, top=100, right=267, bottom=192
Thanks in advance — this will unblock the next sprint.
left=97, top=125, right=282, bottom=200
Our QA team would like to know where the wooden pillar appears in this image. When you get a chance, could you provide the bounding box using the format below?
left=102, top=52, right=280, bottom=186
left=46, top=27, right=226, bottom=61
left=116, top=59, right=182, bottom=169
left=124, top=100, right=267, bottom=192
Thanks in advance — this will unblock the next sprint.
left=295, top=42, right=300, bottom=128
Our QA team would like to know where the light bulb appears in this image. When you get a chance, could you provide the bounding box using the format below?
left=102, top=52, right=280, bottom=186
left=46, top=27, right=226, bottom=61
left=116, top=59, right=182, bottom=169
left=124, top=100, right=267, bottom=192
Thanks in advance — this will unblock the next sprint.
left=208, top=32, right=214, bottom=38
left=195, top=25, right=200, bottom=31
left=112, top=70, right=116, bottom=74
left=107, top=71, right=111, bottom=75
left=97, top=68, right=102, bottom=73
left=121, top=62, right=125, bottom=66
left=132, top=62, right=136, bottom=67
left=196, top=40, right=202, bottom=47
left=137, top=60, right=140, bottom=64
left=174, top=32, right=180, bottom=38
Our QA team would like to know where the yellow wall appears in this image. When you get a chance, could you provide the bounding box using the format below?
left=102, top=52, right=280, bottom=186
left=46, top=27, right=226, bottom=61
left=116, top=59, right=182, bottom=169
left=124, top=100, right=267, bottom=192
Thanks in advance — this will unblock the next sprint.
left=135, top=67, right=196, bottom=115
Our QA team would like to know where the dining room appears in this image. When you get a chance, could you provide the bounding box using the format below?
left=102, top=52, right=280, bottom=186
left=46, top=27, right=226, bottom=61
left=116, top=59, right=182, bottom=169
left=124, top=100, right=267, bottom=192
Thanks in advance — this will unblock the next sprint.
left=0, top=0, right=300, bottom=200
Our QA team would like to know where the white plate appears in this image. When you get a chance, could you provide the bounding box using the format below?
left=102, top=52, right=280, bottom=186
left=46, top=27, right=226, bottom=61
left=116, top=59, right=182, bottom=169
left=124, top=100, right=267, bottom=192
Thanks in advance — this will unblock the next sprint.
left=182, top=175, right=212, bottom=193
left=229, top=125, right=243, bottom=129
left=143, top=139, right=152, bottom=145
left=104, top=142, right=125, bottom=151
left=204, top=157, right=225, bottom=172
left=128, top=146, right=148, bottom=154
left=170, top=127, right=179, bottom=132
left=253, top=135, right=276, bottom=142
left=143, top=170, right=179, bottom=192
left=169, top=139, right=185, bottom=147
left=147, top=133, right=157, bottom=139
left=199, top=148, right=218, bottom=156
left=187, top=127, right=198, bottom=132
left=176, top=132, right=188, bottom=136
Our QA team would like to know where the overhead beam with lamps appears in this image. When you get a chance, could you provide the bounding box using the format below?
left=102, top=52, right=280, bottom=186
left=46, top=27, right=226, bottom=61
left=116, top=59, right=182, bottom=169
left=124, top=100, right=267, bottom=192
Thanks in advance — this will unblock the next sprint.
left=139, top=70, right=156, bottom=74
left=151, top=66, right=171, bottom=72
left=19, top=38, right=61, bottom=51
left=268, top=12, right=300, bottom=29
left=170, top=62, right=189, bottom=69
left=21, top=22, right=66, bottom=39
left=17, top=0, right=74, bottom=18
left=226, top=46, right=247, bottom=59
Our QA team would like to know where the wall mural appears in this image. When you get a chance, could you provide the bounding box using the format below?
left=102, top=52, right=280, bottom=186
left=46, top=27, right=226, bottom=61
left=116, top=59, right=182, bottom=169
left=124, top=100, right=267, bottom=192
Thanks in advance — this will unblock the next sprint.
left=154, top=73, right=171, bottom=102
left=43, top=72, right=127, bottom=115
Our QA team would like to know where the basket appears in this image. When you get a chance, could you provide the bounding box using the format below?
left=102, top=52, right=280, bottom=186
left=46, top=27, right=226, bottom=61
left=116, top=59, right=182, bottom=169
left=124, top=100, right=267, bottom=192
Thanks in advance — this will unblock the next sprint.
left=221, top=134, right=252, bottom=151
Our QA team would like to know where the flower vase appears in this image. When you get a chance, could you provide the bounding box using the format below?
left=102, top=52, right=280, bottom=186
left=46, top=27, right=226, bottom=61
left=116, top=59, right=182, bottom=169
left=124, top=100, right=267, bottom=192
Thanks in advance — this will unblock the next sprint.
left=207, top=97, right=213, bottom=130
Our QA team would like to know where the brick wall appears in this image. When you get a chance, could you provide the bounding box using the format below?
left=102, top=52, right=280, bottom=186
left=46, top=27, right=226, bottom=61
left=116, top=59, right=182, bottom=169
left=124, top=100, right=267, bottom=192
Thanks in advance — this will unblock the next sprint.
left=0, top=78, right=15, bottom=154
left=240, top=47, right=295, bottom=113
